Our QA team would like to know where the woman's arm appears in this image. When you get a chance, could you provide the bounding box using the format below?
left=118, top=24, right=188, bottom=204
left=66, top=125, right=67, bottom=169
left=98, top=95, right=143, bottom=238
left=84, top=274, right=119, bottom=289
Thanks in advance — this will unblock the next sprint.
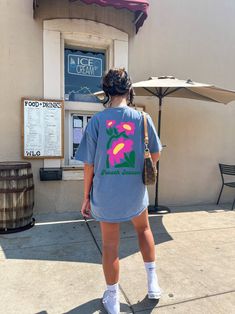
left=83, top=163, right=94, bottom=199
left=151, top=152, right=161, bottom=165
left=81, top=163, right=94, bottom=218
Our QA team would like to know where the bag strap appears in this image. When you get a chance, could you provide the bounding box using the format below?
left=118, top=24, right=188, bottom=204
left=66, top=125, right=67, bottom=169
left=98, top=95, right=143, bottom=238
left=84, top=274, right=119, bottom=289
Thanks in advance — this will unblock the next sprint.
left=141, top=111, right=149, bottom=147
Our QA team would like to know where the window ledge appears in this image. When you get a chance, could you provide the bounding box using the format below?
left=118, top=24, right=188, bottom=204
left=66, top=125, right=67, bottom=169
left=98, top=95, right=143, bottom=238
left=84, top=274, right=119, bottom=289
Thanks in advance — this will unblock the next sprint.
left=62, top=167, right=84, bottom=180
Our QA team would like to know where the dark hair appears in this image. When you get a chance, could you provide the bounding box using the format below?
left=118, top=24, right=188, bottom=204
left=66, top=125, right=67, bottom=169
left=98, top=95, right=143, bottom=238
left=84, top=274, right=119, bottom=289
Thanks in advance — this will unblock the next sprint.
left=102, top=68, right=134, bottom=106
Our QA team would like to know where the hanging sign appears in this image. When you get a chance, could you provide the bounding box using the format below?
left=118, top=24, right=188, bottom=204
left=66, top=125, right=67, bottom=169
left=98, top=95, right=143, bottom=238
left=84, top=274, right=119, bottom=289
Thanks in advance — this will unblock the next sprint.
left=68, top=54, right=102, bottom=77
left=22, top=98, right=64, bottom=159
left=64, top=49, right=105, bottom=102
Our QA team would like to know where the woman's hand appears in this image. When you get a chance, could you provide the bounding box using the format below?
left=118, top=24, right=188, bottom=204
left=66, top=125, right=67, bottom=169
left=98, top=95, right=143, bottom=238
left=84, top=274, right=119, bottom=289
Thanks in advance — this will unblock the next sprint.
left=81, top=198, right=91, bottom=218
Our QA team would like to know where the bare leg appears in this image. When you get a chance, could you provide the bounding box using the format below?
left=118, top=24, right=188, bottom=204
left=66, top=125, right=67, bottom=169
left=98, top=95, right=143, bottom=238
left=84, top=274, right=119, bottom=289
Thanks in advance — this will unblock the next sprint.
left=132, top=209, right=161, bottom=299
left=100, top=222, right=120, bottom=285
left=131, top=208, right=156, bottom=262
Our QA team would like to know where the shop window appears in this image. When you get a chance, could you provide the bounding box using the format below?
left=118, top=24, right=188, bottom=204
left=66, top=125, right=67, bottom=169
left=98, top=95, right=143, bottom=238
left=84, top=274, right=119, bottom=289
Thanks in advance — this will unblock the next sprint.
left=64, top=46, right=106, bottom=166
left=64, top=48, right=106, bottom=103
left=43, top=20, right=128, bottom=174
left=69, top=113, right=92, bottom=165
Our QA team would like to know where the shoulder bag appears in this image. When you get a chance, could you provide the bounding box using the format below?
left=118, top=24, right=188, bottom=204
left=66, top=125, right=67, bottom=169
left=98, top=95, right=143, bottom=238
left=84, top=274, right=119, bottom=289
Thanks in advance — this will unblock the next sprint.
left=141, top=112, right=157, bottom=185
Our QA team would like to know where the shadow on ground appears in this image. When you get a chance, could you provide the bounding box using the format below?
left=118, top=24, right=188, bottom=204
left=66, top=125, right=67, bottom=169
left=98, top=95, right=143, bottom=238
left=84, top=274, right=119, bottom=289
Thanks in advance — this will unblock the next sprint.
left=0, top=213, right=173, bottom=263
left=63, top=295, right=159, bottom=314
left=64, top=298, right=133, bottom=314
left=0, top=204, right=232, bottom=264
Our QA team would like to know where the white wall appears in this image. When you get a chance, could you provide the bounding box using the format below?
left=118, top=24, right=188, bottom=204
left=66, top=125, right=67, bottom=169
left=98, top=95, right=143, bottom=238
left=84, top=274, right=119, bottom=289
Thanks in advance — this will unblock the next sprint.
left=129, top=0, right=235, bottom=205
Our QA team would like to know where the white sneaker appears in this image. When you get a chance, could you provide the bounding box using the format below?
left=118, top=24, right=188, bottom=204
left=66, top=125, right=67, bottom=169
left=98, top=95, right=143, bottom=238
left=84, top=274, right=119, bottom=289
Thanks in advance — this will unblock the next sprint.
left=102, top=290, right=120, bottom=314
left=148, top=284, right=162, bottom=299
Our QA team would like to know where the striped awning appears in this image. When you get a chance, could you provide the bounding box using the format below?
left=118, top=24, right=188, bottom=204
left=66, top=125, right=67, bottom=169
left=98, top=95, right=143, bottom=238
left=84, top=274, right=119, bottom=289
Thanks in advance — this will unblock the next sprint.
left=71, top=0, right=149, bottom=33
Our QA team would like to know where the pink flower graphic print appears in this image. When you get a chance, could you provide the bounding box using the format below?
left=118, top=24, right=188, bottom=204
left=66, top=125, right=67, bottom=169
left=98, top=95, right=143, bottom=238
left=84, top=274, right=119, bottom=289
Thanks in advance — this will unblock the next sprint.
left=107, top=138, right=133, bottom=167
left=106, top=120, right=136, bottom=168
left=116, top=122, right=135, bottom=135
left=106, top=120, right=116, bottom=128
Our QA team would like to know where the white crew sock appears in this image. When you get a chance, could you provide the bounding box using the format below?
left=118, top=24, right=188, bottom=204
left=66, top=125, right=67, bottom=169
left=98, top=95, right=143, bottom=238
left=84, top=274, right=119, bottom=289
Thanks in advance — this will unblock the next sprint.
left=107, top=282, right=119, bottom=295
left=144, top=261, right=161, bottom=294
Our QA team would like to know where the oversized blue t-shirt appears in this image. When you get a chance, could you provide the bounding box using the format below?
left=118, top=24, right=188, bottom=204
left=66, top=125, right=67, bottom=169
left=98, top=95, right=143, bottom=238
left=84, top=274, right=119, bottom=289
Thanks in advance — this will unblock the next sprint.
left=75, top=106, right=162, bottom=222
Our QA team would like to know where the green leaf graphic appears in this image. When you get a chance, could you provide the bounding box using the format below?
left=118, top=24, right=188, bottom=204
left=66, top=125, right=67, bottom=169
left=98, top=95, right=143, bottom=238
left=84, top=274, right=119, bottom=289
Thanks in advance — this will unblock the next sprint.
left=109, top=128, right=114, bottom=136
left=121, top=132, right=128, bottom=139
left=107, top=137, right=114, bottom=149
left=129, top=151, right=135, bottom=167
left=115, top=162, right=130, bottom=168
left=122, top=151, right=135, bottom=168
left=106, top=155, right=110, bottom=168
left=124, top=153, right=130, bottom=163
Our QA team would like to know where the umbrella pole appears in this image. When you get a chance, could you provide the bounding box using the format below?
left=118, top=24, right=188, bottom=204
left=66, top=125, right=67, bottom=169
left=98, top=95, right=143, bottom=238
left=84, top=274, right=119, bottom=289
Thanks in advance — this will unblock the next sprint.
left=155, top=95, right=162, bottom=206
left=148, top=93, right=171, bottom=214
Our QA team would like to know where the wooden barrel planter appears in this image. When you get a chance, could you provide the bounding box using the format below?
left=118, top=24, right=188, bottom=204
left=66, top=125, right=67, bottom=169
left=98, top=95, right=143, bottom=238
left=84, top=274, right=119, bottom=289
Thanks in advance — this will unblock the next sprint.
left=0, top=162, right=35, bottom=233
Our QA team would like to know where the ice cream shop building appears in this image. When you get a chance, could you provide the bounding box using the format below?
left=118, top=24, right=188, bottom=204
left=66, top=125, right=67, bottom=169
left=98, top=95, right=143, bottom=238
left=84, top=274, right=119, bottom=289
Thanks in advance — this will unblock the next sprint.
left=0, top=0, right=235, bottom=214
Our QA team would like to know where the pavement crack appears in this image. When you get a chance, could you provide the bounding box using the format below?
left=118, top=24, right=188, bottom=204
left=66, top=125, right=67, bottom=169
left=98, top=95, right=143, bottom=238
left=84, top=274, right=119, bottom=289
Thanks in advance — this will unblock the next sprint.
left=134, top=289, right=235, bottom=312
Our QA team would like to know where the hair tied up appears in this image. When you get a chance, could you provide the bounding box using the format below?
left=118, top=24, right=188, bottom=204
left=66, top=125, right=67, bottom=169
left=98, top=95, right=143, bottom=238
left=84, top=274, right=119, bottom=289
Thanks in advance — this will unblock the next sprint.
left=102, top=68, right=134, bottom=106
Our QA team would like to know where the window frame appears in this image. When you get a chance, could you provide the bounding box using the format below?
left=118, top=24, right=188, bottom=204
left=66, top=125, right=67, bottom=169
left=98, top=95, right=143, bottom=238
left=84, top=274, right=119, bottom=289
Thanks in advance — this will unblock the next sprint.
left=68, top=112, right=92, bottom=166
left=61, top=37, right=109, bottom=167
left=43, top=19, right=128, bottom=176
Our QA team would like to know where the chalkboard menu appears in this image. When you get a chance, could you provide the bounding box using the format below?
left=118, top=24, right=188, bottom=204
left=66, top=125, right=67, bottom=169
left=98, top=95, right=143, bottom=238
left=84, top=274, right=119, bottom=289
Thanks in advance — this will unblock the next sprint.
left=64, top=48, right=105, bottom=102
left=22, top=99, right=64, bottom=159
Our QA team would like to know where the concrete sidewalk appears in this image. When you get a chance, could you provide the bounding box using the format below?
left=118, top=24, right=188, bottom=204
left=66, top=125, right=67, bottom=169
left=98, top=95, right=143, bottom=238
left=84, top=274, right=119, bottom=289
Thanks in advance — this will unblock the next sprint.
left=0, top=204, right=234, bottom=314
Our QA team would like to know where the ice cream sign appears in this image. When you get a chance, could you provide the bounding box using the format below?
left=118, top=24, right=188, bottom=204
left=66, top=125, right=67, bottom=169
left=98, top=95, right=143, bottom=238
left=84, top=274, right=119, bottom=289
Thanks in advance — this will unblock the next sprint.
left=68, top=54, right=102, bottom=77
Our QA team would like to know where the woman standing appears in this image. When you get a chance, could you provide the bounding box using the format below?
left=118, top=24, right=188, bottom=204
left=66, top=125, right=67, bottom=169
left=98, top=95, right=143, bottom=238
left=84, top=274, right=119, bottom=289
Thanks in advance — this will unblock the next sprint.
left=75, top=68, right=162, bottom=314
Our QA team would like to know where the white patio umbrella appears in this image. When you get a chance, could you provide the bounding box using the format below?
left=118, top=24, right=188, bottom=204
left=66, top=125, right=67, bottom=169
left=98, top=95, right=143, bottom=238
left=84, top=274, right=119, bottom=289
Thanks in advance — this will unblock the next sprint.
left=132, top=76, right=235, bottom=214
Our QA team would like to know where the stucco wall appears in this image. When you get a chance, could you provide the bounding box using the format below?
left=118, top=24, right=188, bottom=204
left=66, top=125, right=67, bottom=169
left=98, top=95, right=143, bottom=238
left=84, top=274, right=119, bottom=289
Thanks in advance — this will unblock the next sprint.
left=0, top=0, right=133, bottom=213
left=130, top=0, right=235, bottom=206
left=0, top=1, right=80, bottom=213
left=0, top=0, right=234, bottom=213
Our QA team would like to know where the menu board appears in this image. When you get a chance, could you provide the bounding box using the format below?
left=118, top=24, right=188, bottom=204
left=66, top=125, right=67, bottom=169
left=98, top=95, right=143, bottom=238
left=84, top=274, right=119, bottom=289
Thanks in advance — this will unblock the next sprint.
left=22, top=99, right=64, bottom=159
